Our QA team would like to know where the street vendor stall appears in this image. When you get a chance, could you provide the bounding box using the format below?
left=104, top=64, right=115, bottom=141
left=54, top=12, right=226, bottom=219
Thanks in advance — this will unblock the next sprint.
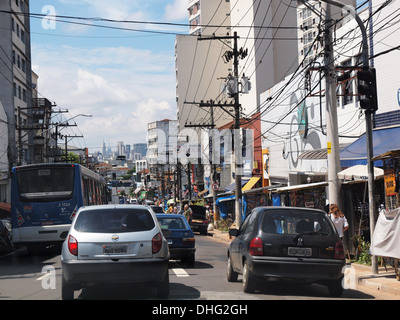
left=372, top=149, right=400, bottom=210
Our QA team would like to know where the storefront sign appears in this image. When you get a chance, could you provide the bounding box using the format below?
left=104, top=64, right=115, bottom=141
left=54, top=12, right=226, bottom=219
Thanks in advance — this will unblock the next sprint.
left=384, top=169, right=397, bottom=196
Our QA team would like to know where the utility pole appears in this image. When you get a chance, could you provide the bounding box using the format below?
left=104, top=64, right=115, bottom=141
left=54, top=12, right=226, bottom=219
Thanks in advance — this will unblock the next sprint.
left=322, top=3, right=341, bottom=207
left=232, top=31, right=243, bottom=228
left=310, top=0, right=378, bottom=274
left=191, top=31, right=247, bottom=227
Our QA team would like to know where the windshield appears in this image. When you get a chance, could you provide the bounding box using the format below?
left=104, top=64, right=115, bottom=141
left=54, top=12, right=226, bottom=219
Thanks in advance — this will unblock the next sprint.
left=74, top=208, right=155, bottom=233
left=261, top=209, right=334, bottom=235
left=17, top=166, right=75, bottom=202
left=157, top=217, right=187, bottom=230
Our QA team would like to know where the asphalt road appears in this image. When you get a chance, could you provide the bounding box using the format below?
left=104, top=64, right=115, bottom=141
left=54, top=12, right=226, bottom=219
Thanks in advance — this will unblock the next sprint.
left=0, top=233, right=388, bottom=301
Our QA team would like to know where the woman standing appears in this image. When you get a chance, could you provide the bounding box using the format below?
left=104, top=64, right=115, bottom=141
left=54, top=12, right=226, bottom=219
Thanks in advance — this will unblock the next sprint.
left=329, top=204, right=349, bottom=239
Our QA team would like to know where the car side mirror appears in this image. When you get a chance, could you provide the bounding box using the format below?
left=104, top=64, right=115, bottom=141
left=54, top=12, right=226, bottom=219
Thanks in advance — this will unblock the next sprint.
left=229, top=229, right=239, bottom=237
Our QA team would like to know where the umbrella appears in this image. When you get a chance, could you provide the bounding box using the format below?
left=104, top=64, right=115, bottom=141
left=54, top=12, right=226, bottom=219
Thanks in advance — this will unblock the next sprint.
left=167, top=199, right=175, bottom=205
left=337, top=165, right=384, bottom=181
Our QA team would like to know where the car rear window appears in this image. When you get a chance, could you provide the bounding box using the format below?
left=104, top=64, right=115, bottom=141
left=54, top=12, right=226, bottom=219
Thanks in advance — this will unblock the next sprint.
left=74, top=208, right=155, bottom=233
left=261, top=209, right=334, bottom=235
left=157, top=217, right=187, bottom=230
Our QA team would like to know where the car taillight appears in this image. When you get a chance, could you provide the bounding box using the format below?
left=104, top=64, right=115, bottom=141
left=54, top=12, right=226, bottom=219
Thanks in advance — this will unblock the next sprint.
left=249, top=237, right=263, bottom=256
left=334, top=240, right=345, bottom=259
left=182, top=237, right=195, bottom=246
left=152, top=232, right=162, bottom=254
left=68, top=235, right=78, bottom=256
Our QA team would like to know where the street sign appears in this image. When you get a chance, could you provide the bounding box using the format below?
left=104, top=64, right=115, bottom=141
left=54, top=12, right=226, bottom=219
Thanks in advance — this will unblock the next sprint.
left=212, top=183, right=219, bottom=191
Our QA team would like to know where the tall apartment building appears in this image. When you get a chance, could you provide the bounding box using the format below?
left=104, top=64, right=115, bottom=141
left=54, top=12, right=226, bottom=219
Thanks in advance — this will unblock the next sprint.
left=297, top=0, right=356, bottom=66
left=230, top=0, right=299, bottom=115
left=0, top=0, right=33, bottom=200
left=117, top=141, right=125, bottom=157
left=176, top=0, right=232, bottom=132
left=177, top=0, right=300, bottom=131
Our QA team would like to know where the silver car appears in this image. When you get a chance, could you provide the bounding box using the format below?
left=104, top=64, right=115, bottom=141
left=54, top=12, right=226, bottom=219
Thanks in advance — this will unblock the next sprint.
left=61, top=205, right=170, bottom=300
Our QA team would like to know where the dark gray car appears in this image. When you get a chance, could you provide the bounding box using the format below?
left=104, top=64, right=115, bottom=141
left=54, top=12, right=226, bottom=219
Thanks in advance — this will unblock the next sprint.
left=61, top=205, right=169, bottom=300
left=227, top=206, right=346, bottom=296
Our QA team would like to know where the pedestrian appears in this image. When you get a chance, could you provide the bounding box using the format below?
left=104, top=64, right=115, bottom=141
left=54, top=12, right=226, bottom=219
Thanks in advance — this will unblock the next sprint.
left=329, top=204, right=349, bottom=239
left=183, top=204, right=192, bottom=223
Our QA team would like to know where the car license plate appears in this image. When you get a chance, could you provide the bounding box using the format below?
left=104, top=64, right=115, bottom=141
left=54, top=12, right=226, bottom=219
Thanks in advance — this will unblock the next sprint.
left=288, top=247, right=312, bottom=257
left=103, top=245, right=128, bottom=255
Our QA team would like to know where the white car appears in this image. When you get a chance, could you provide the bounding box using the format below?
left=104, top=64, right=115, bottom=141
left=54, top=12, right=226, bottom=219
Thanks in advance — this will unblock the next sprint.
left=61, top=204, right=170, bottom=300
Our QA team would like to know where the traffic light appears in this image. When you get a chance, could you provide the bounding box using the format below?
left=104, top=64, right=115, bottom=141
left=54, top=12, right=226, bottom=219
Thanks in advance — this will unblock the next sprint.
left=357, top=67, right=378, bottom=112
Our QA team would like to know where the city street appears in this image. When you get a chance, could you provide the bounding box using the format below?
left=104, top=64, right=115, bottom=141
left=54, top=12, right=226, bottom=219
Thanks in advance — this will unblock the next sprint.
left=0, top=233, right=391, bottom=301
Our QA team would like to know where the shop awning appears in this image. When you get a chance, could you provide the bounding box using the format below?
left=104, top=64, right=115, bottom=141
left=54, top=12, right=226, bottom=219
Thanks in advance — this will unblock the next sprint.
left=224, top=178, right=249, bottom=192
left=272, top=181, right=328, bottom=192
left=340, top=126, right=400, bottom=167
left=197, top=189, right=209, bottom=197
left=242, top=177, right=260, bottom=192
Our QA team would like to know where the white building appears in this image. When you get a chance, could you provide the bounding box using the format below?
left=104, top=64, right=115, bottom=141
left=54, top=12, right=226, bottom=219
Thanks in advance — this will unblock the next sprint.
left=261, top=0, right=400, bottom=187
left=297, top=0, right=356, bottom=67
left=177, top=0, right=299, bottom=130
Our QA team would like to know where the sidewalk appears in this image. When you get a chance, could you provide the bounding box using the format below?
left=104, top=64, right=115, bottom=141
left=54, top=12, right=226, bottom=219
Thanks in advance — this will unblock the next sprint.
left=208, top=229, right=400, bottom=299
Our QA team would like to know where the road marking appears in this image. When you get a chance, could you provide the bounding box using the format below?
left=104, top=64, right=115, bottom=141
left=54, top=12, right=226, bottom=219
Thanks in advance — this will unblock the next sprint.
left=171, top=263, right=189, bottom=277
left=36, top=273, right=50, bottom=281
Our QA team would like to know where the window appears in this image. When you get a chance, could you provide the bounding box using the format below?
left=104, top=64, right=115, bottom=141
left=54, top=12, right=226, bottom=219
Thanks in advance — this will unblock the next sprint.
left=74, top=209, right=155, bottom=233
left=17, top=166, right=75, bottom=202
left=261, top=209, right=334, bottom=235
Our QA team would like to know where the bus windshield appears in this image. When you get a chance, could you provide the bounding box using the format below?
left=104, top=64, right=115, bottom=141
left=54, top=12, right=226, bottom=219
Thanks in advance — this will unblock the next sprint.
left=17, top=166, right=75, bottom=202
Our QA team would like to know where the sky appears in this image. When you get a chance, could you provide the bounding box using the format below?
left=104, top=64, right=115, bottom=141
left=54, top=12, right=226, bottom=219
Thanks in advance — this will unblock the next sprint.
left=29, top=0, right=367, bottom=154
left=29, top=0, right=189, bottom=153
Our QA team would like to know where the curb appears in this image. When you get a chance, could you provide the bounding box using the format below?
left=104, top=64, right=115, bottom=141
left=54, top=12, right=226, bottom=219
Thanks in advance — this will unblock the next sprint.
left=351, top=263, right=400, bottom=297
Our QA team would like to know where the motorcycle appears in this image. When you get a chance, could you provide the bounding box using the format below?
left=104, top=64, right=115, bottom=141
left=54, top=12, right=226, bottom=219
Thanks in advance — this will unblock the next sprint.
left=371, top=207, right=400, bottom=280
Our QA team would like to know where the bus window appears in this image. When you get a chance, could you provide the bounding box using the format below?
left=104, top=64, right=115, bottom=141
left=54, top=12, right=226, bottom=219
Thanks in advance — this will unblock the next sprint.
left=17, top=166, right=74, bottom=202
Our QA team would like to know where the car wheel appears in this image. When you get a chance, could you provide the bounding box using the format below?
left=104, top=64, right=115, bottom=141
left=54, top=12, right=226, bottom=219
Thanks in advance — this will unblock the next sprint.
left=242, top=260, right=256, bottom=293
left=327, top=278, right=344, bottom=297
left=157, top=270, right=170, bottom=298
left=227, top=255, right=238, bottom=282
left=61, top=272, right=74, bottom=300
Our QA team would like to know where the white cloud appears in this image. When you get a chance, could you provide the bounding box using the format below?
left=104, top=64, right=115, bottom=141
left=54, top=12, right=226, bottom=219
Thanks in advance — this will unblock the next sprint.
left=32, top=44, right=176, bottom=151
left=164, top=0, right=188, bottom=21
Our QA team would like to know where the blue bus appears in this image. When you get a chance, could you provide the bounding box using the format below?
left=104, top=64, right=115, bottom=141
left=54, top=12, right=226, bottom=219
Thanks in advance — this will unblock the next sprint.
left=11, top=163, right=107, bottom=253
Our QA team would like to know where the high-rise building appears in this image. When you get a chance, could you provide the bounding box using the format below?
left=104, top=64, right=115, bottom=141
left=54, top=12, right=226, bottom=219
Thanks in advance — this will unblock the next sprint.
left=117, top=141, right=125, bottom=157
left=297, top=0, right=356, bottom=66
left=0, top=0, right=34, bottom=166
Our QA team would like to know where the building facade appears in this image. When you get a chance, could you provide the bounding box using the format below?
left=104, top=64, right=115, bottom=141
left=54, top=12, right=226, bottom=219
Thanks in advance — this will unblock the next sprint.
left=0, top=0, right=34, bottom=202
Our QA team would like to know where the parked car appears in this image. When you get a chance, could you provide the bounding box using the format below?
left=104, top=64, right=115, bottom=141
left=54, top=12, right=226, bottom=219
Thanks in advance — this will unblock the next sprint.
left=227, top=206, right=346, bottom=296
left=156, top=213, right=195, bottom=267
left=61, top=205, right=170, bottom=300
left=150, top=205, right=165, bottom=214
left=189, top=205, right=209, bottom=235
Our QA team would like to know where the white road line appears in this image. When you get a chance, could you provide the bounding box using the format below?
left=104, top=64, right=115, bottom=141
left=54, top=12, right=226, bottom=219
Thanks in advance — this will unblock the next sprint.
left=171, top=263, right=189, bottom=277
left=36, top=274, right=50, bottom=281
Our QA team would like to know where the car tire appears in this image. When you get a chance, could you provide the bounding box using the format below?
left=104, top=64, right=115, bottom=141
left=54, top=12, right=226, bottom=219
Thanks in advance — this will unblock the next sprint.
left=242, top=260, right=256, bottom=293
left=61, top=272, right=74, bottom=300
left=327, top=278, right=344, bottom=297
left=185, top=253, right=195, bottom=267
left=157, top=270, right=170, bottom=298
left=227, top=255, right=238, bottom=282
